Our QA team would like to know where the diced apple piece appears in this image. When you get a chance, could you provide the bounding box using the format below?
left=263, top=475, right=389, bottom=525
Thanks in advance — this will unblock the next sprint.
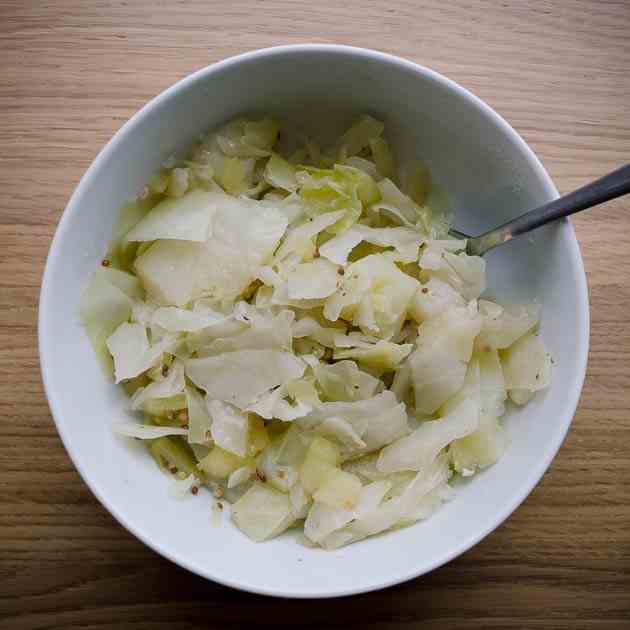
left=232, top=482, right=294, bottom=542
left=198, top=446, right=248, bottom=479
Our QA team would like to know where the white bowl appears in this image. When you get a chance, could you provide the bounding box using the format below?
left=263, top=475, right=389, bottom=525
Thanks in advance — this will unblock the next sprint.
left=39, top=45, right=589, bottom=598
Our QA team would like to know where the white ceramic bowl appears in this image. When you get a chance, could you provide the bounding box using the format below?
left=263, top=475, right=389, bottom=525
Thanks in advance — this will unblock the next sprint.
left=39, top=45, right=589, bottom=598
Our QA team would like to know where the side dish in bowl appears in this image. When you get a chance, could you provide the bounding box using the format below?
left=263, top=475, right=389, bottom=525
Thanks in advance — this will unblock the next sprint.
left=80, top=115, right=552, bottom=549
left=39, top=45, right=587, bottom=597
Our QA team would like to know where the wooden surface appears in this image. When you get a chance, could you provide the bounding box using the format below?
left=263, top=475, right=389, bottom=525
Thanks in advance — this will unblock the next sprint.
left=1, top=1, right=629, bottom=628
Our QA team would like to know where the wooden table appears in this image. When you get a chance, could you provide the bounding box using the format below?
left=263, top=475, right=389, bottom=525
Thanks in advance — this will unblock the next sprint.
left=1, top=1, right=629, bottom=628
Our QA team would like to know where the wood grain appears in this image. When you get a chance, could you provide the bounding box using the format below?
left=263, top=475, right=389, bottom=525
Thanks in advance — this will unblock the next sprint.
left=1, top=1, right=629, bottom=628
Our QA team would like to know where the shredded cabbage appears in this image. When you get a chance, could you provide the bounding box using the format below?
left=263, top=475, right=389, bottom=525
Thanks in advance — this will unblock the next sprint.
left=185, top=350, right=305, bottom=409
left=112, top=422, right=188, bottom=439
left=83, top=114, right=552, bottom=549
left=125, top=190, right=216, bottom=242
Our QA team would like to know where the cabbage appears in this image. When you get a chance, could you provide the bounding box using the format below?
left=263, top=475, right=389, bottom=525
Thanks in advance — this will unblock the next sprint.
left=265, top=153, right=298, bottom=192
left=185, top=350, right=305, bottom=409
left=287, top=258, right=340, bottom=299
left=409, top=277, right=465, bottom=322
left=275, top=210, right=345, bottom=261
left=324, top=254, right=419, bottom=338
left=418, top=239, right=467, bottom=269
left=298, top=391, right=396, bottom=434
left=342, top=156, right=380, bottom=180
left=216, top=118, right=279, bottom=158
left=130, top=359, right=185, bottom=410
left=184, top=318, right=249, bottom=354
left=276, top=425, right=314, bottom=466
left=98, top=267, right=144, bottom=300
left=409, top=351, right=467, bottom=415
left=125, top=190, right=215, bottom=242
left=501, top=332, right=552, bottom=396
left=80, top=269, right=134, bottom=373
left=246, top=384, right=313, bottom=422
left=135, top=193, right=287, bottom=306
left=334, top=339, right=413, bottom=370
left=313, top=468, right=361, bottom=510
left=374, top=178, right=429, bottom=227
left=289, top=483, right=311, bottom=519
left=292, top=316, right=347, bottom=348
left=304, top=479, right=391, bottom=545
left=369, top=136, right=395, bottom=179
left=288, top=375, right=320, bottom=405
left=257, top=441, right=299, bottom=492
left=151, top=303, right=229, bottom=333
left=478, top=302, right=540, bottom=349
left=298, top=391, right=408, bottom=456
left=107, top=199, right=152, bottom=269
left=342, top=453, right=406, bottom=483
left=228, top=464, right=255, bottom=489
left=135, top=240, right=204, bottom=307
left=218, top=157, right=254, bottom=195
left=440, top=359, right=481, bottom=416
left=359, top=399, right=410, bottom=453
left=231, top=482, right=294, bottom=542
left=207, top=399, right=250, bottom=457
left=319, top=224, right=424, bottom=266
left=166, top=167, right=190, bottom=197
left=112, top=422, right=188, bottom=439
left=417, top=303, right=482, bottom=362
left=421, top=246, right=487, bottom=301
left=295, top=164, right=379, bottom=234
left=86, top=114, right=552, bottom=549
left=185, top=385, right=213, bottom=444
left=198, top=445, right=250, bottom=479
left=409, top=303, right=482, bottom=413
left=194, top=194, right=288, bottom=300
left=314, top=417, right=366, bottom=448
left=106, top=322, right=175, bottom=383
left=201, top=309, right=294, bottom=355
left=478, top=346, right=507, bottom=417
left=450, top=411, right=507, bottom=475
left=338, top=115, right=384, bottom=157
left=314, top=360, right=380, bottom=401
left=304, top=500, right=355, bottom=544
left=320, top=456, right=450, bottom=548
left=377, top=398, right=478, bottom=473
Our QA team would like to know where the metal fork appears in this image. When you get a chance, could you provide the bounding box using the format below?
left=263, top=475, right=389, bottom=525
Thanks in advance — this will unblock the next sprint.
left=449, top=163, right=630, bottom=256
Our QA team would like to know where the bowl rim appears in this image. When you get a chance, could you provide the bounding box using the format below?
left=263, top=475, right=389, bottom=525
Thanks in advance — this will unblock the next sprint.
left=39, top=43, right=590, bottom=598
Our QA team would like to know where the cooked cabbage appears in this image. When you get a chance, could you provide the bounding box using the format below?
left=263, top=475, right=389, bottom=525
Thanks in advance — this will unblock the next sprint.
left=125, top=190, right=216, bottom=242
left=377, top=398, right=478, bottom=473
left=83, top=114, right=552, bottom=549
left=324, top=254, right=419, bottom=338
left=106, top=322, right=175, bottom=383
left=185, top=350, right=305, bottom=409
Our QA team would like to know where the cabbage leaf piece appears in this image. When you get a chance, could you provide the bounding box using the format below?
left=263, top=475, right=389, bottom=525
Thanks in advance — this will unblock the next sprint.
left=135, top=192, right=288, bottom=306
left=377, top=398, right=479, bottom=473
left=125, top=189, right=216, bottom=242
left=185, top=350, right=305, bottom=409
left=324, top=254, right=419, bottom=338
left=106, top=322, right=175, bottom=383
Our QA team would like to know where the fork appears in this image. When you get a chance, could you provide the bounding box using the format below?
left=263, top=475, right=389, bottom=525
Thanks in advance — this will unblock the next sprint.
left=449, top=163, right=630, bottom=256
